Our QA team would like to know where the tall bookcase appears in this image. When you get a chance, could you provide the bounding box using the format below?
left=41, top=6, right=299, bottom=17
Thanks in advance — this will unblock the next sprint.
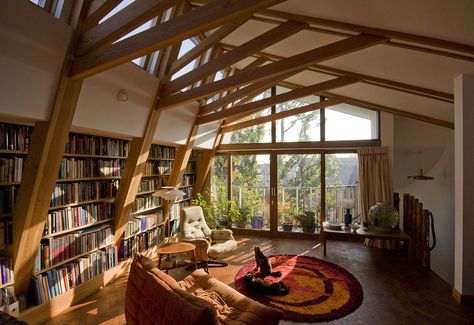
left=118, top=145, right=197, bottom=259
left=0, top=122, right=32, bottom=308
left=29, top=133, right=130, bottom=305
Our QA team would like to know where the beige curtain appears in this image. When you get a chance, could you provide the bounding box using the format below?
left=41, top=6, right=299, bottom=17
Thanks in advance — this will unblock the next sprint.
left=358, top=147, right=393, bottom=224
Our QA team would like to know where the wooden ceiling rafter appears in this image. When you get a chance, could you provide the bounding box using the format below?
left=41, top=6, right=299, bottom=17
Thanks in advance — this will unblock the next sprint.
left=197, top=76, right=358, bottom=125
left=83, top=0, right=122, bottom=32
left=168, top=16, right=251, bottom=75
left=199, top=68, right=299, bottom=115
left=156, top=34, right=387, bottom=110
left=77, top=0, right=181, bottom=56
left=220, top=98, right=345, bottom=133
left=257, top=9, right=474, bottom=57
left=220, top=45, right=454, bottom=103
left=160, top=20, right=308, bottom=96
left=70, top=0, right=287, bottom=79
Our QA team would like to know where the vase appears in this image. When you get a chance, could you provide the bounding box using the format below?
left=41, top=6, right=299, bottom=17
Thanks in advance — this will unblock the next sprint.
left=251, top=216, right=263, bottom=229
left=368, top=202, right=399, bottom=232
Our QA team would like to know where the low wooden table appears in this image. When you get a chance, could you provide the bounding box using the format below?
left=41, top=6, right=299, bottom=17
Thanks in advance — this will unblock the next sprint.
left=322, top=227, right=412, bottom=260
left=157, top=242, right=197, bottom=273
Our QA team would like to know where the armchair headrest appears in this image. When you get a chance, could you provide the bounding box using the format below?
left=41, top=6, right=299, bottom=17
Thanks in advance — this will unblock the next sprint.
left=180, top=206, right=212, bottom=240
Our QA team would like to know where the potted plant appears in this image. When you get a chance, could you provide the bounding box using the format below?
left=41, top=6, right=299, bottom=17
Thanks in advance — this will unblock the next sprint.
left=234, top=205, right=251, bottom=228
left=296, top=210, right=316, bottom=233
left=279, top=202, right=296, bottom=232
left=282, top=216, right=294, bottom=232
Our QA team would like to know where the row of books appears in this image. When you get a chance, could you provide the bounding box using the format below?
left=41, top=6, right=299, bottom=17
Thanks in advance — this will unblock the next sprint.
left=50, top=180, right=119, bottom=207
left=185, top=161, right=195, bottom=174
left=138, top=177, right=167, bottom=193
left=132, top=196, right=161, bottom=214
left=0, top=257, right=14, bottom=285
left=149, top=145, right=175, bottom=159
left=0, top=222, right=13, bottom=246
left=0, top=187, right=16, bottom=214
left=30, top=247, right=117, bottom=305
left=124, top=212, right=163, bottom=238
left=118, top=227, right=163, bottom=261
left=181, top=174, right=195, bottom=187
left=0, top=157, right=24, bottom=182
left=43, top=202, right=115, bottom=236
left=179, top=186, right=193, bottom=199
left=58, top=158, right=125, bottom=179
left=64, top=134, right=130, bottom=157
left=143, top=160, right=172, bottom=176
left=0, top=123, right=32, bottom=152
left=35, top=225, right=114, bottom=272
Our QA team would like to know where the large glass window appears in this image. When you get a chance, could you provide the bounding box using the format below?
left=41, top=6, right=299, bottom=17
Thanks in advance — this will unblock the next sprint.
left=277, top=154, right=321, bottom=233
left=231, top=154, right=270, bottom=230
left=275, top=95, right=321, bottom=142
left=325, top=103, right=378, bottom=140
left=325, top=153, right=360, bottom=224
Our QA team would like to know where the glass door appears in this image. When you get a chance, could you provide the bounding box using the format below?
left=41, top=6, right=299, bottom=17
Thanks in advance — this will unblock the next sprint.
left=231, top=154, right=270, bottom=231
left=276, top=153, right=321, bottom=234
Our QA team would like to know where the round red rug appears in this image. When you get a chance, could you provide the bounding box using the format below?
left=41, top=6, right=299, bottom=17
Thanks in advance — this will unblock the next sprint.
left=234, top=255, right=363, bottom=322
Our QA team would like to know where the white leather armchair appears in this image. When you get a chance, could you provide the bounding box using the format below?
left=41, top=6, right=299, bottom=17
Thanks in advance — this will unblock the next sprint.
left=179, top=205, right=237, bottom=272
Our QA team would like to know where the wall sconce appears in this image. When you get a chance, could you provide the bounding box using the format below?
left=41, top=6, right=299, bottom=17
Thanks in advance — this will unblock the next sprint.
left=407, top=168, right=434, bottom=180
left=117, top=89, right=128, bottom=102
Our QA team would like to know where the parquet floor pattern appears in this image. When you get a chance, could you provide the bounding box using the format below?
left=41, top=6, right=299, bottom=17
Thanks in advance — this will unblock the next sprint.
left=45, top=236, right=474, bottom=325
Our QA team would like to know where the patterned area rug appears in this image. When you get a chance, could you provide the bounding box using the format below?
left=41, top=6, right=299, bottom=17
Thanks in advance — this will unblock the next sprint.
left=234, top=255, right=363, bottom=322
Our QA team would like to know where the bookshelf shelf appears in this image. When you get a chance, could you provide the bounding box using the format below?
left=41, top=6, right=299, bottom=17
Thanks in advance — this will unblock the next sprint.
left=62, top=153, right=127, bottom=160
left=136, top=190, right=156, bottom=196
left=0, top=213, right=12, bottom=218
left=0, top=281, right=14, bottom=289
left=42, top=218, right=114, bottom=239
left=0, top=150, right=28, bottom=155
left=56, top=176, right=122, bottom=183
left=130, top=206, right=162, bottom=216
left=141, top=174, right=170, bottom=178
left=49, top=197, right=115, bottom=210
left=0, top=182, right=21, bottom=186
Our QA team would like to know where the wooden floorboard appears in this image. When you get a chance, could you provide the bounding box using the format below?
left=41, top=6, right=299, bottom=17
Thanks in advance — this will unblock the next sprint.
left=45, top=236, right=474, bottom=324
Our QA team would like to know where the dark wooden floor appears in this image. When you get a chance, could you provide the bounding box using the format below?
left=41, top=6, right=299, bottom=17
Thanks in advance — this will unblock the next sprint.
left=45, top=236, right=474, bottom=325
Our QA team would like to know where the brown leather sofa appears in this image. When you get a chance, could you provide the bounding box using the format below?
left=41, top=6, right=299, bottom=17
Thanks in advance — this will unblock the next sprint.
left=125, top=254, right=283, bottom=325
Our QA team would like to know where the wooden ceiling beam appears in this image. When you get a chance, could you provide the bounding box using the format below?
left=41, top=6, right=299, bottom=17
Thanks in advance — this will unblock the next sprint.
left=221, top=45, right=455, bottom=103
left=83, top=0, right=122, bottom=32
left=221, top=98, right=345, bottom=133
left=77, top=0, right=180, bottom=56
left=258, top=9, right=474, bottom=56
left=161, top=20, right=308, bottom=96
left=156, top=34, right=387, bottom=110
left=70, top=0, right=286, bottom=79
left=198, top=76, right=358, bottom=125
left=199, top=68, right=298, bottom=115
left=321, top=91, right=454, bottom=129
left=169, top=16, right=250, bottom=75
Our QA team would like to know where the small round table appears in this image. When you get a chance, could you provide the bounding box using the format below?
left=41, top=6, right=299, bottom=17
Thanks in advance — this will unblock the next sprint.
left=156, top=242, right=197, bottom=273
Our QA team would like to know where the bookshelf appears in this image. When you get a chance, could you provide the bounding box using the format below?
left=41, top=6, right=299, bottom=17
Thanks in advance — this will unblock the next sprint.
left=0, top=122, right=32, bottom=313
left=118, top=144, right=176, bottom=261
left=29, top=133, right=129, bottom=305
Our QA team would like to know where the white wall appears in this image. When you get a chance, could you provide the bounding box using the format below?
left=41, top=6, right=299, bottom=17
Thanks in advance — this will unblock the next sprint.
left=0, top=0, right=71, bottom=121
left=394, top=116, right=454, bottom=285
left=74, top=63, right=158, bottom=138
left=155, top=102, right=200, bottom=145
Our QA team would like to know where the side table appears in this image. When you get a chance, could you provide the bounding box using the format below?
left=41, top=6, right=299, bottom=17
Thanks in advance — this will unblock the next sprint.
left=157, top=242, right=197, bottom=273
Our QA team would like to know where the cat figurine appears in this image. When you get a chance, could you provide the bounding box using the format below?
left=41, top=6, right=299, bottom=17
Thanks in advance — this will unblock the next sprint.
left=253, top=246, right=282, bottom=277
left=244, top=272, right=289, bottom=295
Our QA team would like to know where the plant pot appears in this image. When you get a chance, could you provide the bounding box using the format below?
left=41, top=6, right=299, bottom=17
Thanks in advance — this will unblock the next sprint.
left=282, top=223, right=293, bottom=232
left=234, top=221, right=247, bottom=228
left=251, top=216, right=263, bottom=229
left=218, top=219, right=229, bottom=228
left=302, top=225, right=316, bottom=233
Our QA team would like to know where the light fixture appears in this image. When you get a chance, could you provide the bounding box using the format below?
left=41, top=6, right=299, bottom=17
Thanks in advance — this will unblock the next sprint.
left=407, top=168, right=434, bottom=180
left=153, top=187, right=186, bottom=237
left=117, top=89, right=128, bottom=102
